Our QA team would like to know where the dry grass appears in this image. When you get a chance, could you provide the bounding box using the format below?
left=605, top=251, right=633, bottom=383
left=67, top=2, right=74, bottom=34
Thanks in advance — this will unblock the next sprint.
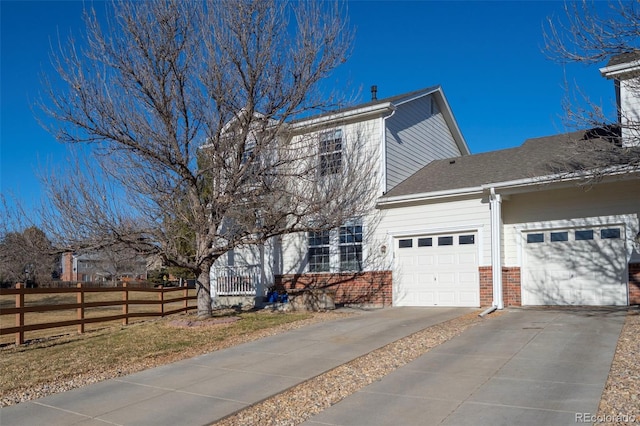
left=0, top=288, right=196, bottom=345
left=0, top=304, right=342, bottom=406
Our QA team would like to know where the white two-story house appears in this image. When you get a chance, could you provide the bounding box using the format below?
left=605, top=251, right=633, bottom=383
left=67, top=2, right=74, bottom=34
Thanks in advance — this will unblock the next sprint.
left=210, top=86, right=470, bottom=306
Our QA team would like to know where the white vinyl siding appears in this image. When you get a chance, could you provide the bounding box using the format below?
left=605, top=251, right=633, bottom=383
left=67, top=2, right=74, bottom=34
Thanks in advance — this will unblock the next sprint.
left=620, top=78, right=640, bottom=147
left=385, top=95, right=462, bottom=191
left=502, top=180, right=640, bottom=267
left=376, top=196, right=491, bottom=267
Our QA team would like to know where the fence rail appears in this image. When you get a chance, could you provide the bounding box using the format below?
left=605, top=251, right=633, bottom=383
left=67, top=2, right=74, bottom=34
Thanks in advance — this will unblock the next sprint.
left=0, top=283, right=197, bottom=345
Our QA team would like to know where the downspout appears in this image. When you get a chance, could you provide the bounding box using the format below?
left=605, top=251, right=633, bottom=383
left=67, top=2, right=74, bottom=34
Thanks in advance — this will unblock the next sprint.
left=489, top=187, right=504, bottom=310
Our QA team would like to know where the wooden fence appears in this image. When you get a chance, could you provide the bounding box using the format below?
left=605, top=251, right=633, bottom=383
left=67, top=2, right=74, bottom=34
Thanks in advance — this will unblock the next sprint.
left=0, top=283, right=197, bottom=345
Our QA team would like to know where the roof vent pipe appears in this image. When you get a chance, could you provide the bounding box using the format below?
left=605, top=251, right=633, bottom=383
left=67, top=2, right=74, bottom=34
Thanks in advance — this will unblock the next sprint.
left=371, top=85, right=378, bottom=101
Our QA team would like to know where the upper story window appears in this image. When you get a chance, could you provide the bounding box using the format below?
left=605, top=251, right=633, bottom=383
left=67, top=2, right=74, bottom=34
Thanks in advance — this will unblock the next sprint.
left=319, top=129, right=342, bottom=176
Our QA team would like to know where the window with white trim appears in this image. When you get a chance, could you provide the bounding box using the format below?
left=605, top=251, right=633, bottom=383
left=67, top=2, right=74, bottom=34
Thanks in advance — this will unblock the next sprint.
left=319, top=129, right=342, bottom=176
left=339, top=223, right=362, bottom=271
left=308, top=230, right=330, bottom=272
left=307, top=219, right=363, bottom=272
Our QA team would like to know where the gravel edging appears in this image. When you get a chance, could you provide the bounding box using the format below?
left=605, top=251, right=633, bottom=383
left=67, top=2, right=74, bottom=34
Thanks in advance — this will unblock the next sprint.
left=212, top=310, right=493, bottom=426
left=596, top=309, right=640, bottom=425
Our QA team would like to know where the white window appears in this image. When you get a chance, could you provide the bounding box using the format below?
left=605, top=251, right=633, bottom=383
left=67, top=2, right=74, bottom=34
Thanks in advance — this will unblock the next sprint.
left=308, top=219, right=363, bottom=272
left=319, top=129, right=342, bottom=176
left=308, top=230, right=331, bottom=272
left=339, top=222, right=362, bottom=271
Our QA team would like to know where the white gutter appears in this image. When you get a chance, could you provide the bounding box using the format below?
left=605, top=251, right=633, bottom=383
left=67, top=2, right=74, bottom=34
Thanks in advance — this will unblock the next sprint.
left=600, top=60, right=640, bottom=78
left=288, top=103, right=395, bottom=133
left=377, top=186, right=484, bottom=207
left=489, top=188, right=503, bottom=310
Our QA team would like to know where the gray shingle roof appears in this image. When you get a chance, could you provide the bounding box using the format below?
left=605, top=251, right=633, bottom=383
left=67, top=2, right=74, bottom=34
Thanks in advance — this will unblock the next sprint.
left=290, top=86, right=440, bottom=124
left=383, top=128, right=635, bottom=198
left=606, top=50, right=640, bottom=67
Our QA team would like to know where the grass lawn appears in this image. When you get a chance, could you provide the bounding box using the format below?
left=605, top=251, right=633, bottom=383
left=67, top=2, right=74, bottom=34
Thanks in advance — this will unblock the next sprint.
left=0, top=288, right=197, bottom=345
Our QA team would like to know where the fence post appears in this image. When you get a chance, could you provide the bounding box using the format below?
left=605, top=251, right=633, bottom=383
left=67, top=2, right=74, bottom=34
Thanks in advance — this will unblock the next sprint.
left=184, top=285, right=188, bottom=311
left=77, top=283, right=85, bottom=334
left=122, top=282, right=129, bottom=325
left=159, top=285, right=164, bottom=317
left=15, top=283, right=24, bottom=345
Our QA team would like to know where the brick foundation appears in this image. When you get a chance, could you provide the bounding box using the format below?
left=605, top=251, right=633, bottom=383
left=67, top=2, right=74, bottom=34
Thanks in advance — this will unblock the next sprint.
left=478, top=266, right=522, bottom=307
left=274, top=271, right=392, bottom=307
left=630, top=263, right=640, bottom=305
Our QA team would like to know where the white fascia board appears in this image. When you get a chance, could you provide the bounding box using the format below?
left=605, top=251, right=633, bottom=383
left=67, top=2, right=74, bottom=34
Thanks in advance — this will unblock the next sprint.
left=377, top=186, right=485, bottom=207
left=392, top=87, right=440, bottom=107
left=288, top=103, right=395, bottom=133
left=481, top=165, right=639, bottom=193
left=600, top=60, right=640, bottom=78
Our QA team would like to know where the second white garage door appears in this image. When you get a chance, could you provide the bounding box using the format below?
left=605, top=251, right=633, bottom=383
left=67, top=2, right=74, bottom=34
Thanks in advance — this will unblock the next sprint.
left=522, top=226, right=627, bottom=306
left=394, top=233, right=479, bottom=307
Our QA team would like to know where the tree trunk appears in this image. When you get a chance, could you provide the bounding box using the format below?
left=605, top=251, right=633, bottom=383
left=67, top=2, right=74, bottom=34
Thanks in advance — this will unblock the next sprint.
left=196, top=269, right=213, bottom=318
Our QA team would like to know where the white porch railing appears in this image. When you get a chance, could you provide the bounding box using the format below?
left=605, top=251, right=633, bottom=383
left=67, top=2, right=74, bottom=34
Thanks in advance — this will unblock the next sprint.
left=212, top=265, right=261, bottom=296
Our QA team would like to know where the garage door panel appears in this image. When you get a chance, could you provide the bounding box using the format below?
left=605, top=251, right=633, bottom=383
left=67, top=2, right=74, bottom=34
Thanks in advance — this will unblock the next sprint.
left=438, top=272, right=455, bottom=285
left=459, top=291, right=478, bottom=304
left=458, top=252, right=476, bottom=265
left=438, top=254, right=455, bottom=265
left=523, top=226, right=627, bottom=306
left=459, top=271, right=477, bottom=285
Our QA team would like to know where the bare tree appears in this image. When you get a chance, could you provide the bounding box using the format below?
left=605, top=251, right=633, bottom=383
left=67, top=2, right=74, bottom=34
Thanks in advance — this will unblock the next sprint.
left=0, top=226, right=58, bottom=286
left=38, top=0, right=379, bottom=317
left=544, top=0, right=640, bottom=173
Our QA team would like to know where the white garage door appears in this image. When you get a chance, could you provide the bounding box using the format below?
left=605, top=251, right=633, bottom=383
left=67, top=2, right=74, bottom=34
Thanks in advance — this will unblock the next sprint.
left=394, top=233, right=479, bottom=307
left=522, top=226, right=627, bottom=306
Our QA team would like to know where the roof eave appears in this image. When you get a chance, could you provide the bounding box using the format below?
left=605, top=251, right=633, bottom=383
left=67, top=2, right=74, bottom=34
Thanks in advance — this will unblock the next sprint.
left=600, top=60, right=640, bottom=78
left=377, top=165, right=638, bottom=206
left=289, top=102, right=396, bottom=133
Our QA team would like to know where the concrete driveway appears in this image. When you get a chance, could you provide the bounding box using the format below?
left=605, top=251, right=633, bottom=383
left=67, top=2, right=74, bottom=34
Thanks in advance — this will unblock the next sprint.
left=0, top=307, right=472, bottom=426
left=304, top=307, right=626, bottom=426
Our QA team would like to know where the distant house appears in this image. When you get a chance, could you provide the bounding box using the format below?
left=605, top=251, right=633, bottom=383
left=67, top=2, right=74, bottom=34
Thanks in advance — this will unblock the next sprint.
left=61, top=252, right=148, bottom=283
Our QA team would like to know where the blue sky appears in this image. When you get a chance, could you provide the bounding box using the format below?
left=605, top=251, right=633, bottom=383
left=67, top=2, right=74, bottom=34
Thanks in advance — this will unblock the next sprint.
left=1, top=1, right=615, bottom=212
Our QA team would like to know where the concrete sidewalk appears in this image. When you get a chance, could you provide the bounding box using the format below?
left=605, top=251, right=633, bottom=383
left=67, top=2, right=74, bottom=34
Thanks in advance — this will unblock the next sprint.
left=304, top=307, right=626, bottom=426
left=0, top=307, right=472, bottom=426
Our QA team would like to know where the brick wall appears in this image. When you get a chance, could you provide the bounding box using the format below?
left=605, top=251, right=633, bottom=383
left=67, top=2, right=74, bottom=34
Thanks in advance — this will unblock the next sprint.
left=274, top=271, right=392, bottom=307
left=502, top=267, right=521, bottom=306
left=630, top=263, right=640, bottom=305
left=477, top=266, right=522, bottom=307
left=479, top=266, right=492, bottom=306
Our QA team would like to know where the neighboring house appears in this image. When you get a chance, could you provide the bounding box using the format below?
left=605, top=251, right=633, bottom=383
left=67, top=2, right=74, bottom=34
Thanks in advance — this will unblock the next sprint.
left=61, top=252, right=148, bottom=283
left=375, top=52, right=640, bottom=308
left=210, top=86, right=470, bottom=305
